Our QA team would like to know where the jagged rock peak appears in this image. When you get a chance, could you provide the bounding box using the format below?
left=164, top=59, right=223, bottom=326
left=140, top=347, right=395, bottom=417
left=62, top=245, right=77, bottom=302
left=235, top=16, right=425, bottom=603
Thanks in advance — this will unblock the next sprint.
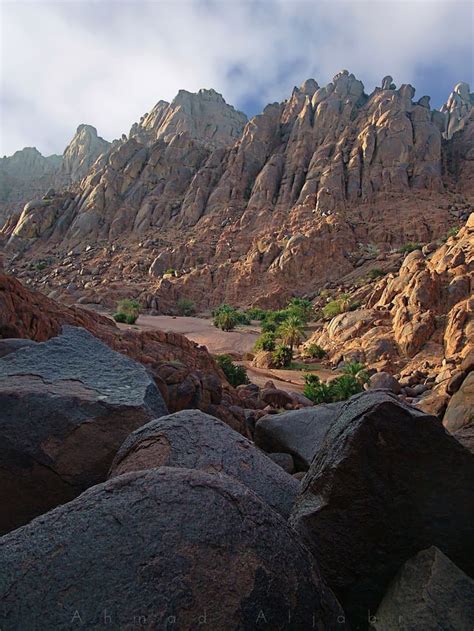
left=129, top=88, right=248, bottom=150
left=441, top=81, right=473, bottom=139
left=59, top=123, right=110, bottom=184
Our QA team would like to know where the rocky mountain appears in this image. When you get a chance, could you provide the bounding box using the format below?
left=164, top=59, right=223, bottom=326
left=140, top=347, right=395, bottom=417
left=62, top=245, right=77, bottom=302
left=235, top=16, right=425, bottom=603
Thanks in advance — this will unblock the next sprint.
left=0, top=124, right=110, bottom=229
left=3, top=72, right=472, bottom=315
left=0, top=148, right=61, bottom=226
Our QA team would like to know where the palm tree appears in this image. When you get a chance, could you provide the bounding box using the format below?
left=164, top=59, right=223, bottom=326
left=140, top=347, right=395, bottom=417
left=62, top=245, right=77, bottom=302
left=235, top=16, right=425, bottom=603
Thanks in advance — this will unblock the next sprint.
left=277, top=316, right=306, bottom=353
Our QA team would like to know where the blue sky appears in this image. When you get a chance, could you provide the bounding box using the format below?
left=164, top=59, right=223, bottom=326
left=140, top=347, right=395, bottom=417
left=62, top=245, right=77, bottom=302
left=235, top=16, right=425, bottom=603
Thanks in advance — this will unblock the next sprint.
left=1, top=0, right=473, bottom=156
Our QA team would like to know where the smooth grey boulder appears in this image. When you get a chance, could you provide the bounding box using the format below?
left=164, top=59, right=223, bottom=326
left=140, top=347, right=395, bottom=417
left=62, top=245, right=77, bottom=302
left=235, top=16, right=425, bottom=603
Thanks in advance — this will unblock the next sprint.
left=0, top=325, right=167, bottom=534
left=109, top=410, right=299, bottom=518
left=0, top=337, right=37, bottom=358
left=373, top=547, right=474, bottom=631
left=255, top=403, right=343, bottom=470
left=290, top=391, right=474, bottom=629
left=0, top=468, right=348, bottom=631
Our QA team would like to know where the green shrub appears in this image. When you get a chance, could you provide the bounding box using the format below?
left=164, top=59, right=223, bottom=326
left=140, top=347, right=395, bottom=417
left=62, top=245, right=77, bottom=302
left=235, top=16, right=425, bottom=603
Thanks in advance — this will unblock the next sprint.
left=33, top=261, right=47, bottom=271
left=322, top=300, right=344, bottom=319
left=212, top=304, right=249, bottom=330
left=303, top=374, right=334, bottom=404
left=177, top=298, right=195, bottom=316
left=348, top=300, right=362, bottom=312
left=246, top=307, right=267, bottom=321
left=398, top=242, right=422, bottom=254
left=234, top=311, right=251, bottom=325
left=286, top=298, right=313, bottom=323
left=261, top=320, right=277, bottom=333
left=303, top=344, right=327, bottom=359
left=342, top=361, right=369, bottom=385
left=446, top=226, right=460, bottom=239
left=216, top=354, right=249, bottom=387
left=163, top=268, right=176, bottom=276
left=367, top=268, right=385, bottom=280
left=303, top=370, right=366, bottom=404
left=254, top=332, right=276, bottom=352
left=113, top=312, right=127, bottom=323
left=331, top=374, right=364, bottom=400
left=214, top=310, right=237, bottom=331
left=272, top=344, right=293, bottom=368
left=115, top=299, right=140, bottom=324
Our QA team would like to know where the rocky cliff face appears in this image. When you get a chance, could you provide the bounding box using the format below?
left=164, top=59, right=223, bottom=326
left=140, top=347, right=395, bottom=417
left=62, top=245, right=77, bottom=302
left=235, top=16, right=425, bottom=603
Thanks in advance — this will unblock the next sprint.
left=0, top=148, right=61, bottom=226
left=3, top=72, right=474, bottom=311
left=57, top=124, right=110, bottom=185
left=0, top=125, right=110, bottom=228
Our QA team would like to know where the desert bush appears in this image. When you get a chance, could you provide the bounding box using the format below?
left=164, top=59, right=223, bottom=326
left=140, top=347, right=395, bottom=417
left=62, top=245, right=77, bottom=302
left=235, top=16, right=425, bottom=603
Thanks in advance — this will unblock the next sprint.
left=114, top=299, right=140, bottom=324
left=286, top=297, right=313, bottom=323
left=177, top=298, right=195, bottom=316
left=367, top=268, right=385, bottom=280
left=245, top=307, right=267, bottom=321
left=163, top=268, right=176, bottom=276
left=216, top=354, right=249, bottom=387
left=303, top=370, right=366, bottom=404
left=303, top=343, right=327, bottom=359
left=272, top=344, right=293, bottom=368
left=303, top=374, right=335, bottom=404
left=213, top=304, right=249, bottom=330
left=322, top=300, right=343, bottom=319
left=254, top=332, right=276, bottom=352
left=261, top=320, right=277, bottom=333
left=342, top=361, right=369, bottom=385
left=113, top=312, right=127, bottom=323
left=398, top=242, right=422, bottom=254
left=322, top=293, right=351, bottom=319
left=348, top=300, right=362, bottom=312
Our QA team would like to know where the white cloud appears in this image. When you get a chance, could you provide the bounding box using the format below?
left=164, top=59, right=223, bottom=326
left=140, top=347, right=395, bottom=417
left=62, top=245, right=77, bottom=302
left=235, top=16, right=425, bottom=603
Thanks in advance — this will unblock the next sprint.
left=0, top=0, right=472, bottom=156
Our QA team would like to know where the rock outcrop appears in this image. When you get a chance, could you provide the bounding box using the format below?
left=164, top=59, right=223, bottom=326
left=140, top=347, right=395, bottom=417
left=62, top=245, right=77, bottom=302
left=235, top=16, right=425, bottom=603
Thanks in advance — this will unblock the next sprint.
left=0, top=325, right=167, bottom=534
left=289, top=390, right=474, bottom=628
left=306, top=212, right=473, bottom=396
left=109, top=409, right=299, bottom=518
left=0, top=468, right=347, bottom=630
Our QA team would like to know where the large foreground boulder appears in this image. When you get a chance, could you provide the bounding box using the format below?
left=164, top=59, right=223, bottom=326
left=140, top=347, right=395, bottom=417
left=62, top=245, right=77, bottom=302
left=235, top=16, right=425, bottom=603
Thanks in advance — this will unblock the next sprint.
left=109, top=410, right=299, bottom=518
left=289, top=391, right=474, bottom=628
left=255, top=403, right=343, bottom=470
left=0, top=326, right=167, bottom=534
left=373, top=547, right=474, bottom=631
left=0, top=468, right=347, bottom=630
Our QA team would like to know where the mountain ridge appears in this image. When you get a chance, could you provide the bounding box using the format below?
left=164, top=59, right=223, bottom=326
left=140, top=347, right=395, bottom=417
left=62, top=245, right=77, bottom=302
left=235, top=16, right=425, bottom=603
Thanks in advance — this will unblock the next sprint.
left=2, top=70, right=473, bottom=313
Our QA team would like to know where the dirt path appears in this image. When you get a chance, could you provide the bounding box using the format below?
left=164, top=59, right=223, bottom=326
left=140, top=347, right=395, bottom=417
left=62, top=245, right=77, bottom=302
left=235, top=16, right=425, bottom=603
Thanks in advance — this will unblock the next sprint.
left=126, top=314, right=337, bottom=394
left=135, top=315, right=261, bottom=355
